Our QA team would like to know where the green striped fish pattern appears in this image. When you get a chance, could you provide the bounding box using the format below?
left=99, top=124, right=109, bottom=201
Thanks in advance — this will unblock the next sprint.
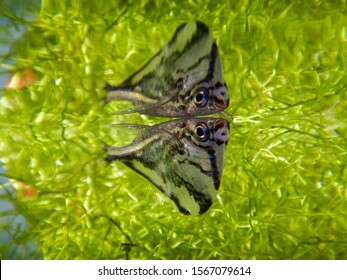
left=106, top=118, right=230, bottom=215
left=105, top=21, right=229, bottom=214
left=105, top=21, right=229, bottom=117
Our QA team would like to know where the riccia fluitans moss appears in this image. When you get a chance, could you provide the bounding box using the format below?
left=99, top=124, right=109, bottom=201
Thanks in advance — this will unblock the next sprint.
left=0, top=0, right=347, bottom=259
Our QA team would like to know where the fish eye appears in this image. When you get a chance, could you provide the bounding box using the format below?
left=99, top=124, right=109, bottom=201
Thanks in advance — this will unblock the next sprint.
left=193, top=87, right=209, bottom=107
left=194, top=123, right=209, bottom=141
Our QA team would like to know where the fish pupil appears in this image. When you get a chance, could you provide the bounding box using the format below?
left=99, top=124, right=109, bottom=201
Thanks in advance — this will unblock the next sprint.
left=196, top=126, right=205, bottom=137
left=196, top=92, right=204, bottom=103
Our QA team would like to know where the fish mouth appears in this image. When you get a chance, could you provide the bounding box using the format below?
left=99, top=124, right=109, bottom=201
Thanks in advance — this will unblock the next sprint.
left=214, top=94, right=229, bottom=109
left=213, top=118, right=230, bottom=146
left=214, top=118, right=229, bottom=129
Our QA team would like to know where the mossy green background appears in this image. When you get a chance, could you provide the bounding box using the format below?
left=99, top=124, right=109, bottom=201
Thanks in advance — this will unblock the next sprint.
left=1, top=0, right=347, bottom=259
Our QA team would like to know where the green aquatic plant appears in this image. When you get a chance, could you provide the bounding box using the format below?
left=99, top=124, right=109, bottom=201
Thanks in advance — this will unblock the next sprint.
left=1, top=0, right=347, bottom=259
